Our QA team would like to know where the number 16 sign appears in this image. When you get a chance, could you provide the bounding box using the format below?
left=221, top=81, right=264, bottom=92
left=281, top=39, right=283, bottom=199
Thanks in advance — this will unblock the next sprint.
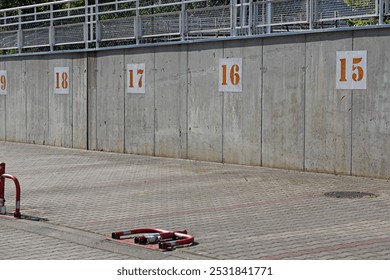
left=219, top=58, right=242, bottom=92
left=336, top=51, right=367, bottom=90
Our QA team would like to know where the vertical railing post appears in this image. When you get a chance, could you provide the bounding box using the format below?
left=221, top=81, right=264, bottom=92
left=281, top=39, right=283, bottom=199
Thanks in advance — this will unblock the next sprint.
left=379, top=0, right=384, bottom=25
left=17, top=9, right=22, bottom=54
left=240, top=0, right=244, bottom=34
left=180, top=0, right=187, bottom=41
left=84, top=0, right=89, bottom=50
left=49, top=4, right=54, bottom=52
left=266, top=0, right=271, bottom=34
left=135, top=0, right=140, bottom=44
left=253, top=0, right=258, bottom=35
left=230, top=0, right=237, bottom=37
left=248, top=0, right=253, bottom=36
left=309, top=0, right=314, bottom=30
left=95, top=0, right=100, bottom=49
left=0, top=163, right=5, bottom=215
left=90, top=5, right=94, bottom=47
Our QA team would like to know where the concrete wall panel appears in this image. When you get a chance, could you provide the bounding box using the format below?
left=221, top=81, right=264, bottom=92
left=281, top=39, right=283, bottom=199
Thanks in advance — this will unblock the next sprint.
left=1, top=27, right=390, bottom=179
left=87, top=53, right=98, bottom=151
left=26, top=57, right=49, bottom=145
left=352, top=29, right=390, bottom=178
left=72, top=53, right=88, bottom=149
left=154, top=45, right=188, bottom=159
left=305, top=32, right=353, bottom=175
left=4, top=58, right=26, bottom=142
left=96, top=50, right=125, bottom=153
left=48, top=56, right=73, bottom=147
left=124, top=47, right=155, bottom=156
left=188, top=42, right=223, bottom=162
left=262, top=36, right=305, bottom=170
left=0, top=95, right=4, bottom=141
left=223, top=39, right=262, bottom=165
left=0, top=60, right=5, bottom=141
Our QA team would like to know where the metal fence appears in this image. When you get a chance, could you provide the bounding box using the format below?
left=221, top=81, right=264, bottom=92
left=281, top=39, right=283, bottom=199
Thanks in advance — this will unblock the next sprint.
left=0, top=0, right=389, bottom=55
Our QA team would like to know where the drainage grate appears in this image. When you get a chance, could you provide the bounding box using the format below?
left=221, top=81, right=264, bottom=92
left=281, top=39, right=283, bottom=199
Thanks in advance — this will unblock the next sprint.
left=324, top=191, right=377, bottom=199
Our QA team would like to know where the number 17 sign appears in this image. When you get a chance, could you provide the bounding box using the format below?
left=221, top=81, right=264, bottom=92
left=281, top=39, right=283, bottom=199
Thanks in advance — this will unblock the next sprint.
left=336, top=51, right=367, bottom=90
left=127, top=63, right=145, bottom=94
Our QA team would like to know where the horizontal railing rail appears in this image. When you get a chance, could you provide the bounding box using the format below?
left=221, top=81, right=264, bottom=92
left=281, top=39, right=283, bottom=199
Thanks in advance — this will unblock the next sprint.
left=0, top=0, right=389, bottom=55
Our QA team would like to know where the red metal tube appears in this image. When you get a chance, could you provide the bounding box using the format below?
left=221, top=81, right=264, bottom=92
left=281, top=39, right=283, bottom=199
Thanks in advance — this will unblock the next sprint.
left=135, top=230, right=188, bottom=244
left=1, top=174, right=21, bottom=218
left=0, top=162, right=21, bottom=218
left=0, top=162, right=5, bottom=201
left=0, top=163, right=5, bottom=215
left=112, top=228, right=171, bottom=239
left=159, top=232, right=194, bottom=250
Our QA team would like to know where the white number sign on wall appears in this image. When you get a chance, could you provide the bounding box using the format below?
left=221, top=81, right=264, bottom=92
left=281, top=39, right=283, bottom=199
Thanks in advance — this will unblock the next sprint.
left=0, top=70, right=7, bottom=95
left=127, top=63, right=146, bottom=94
left=336, top=51, right=367, bottom=90
left=219, top=58, right=242, bottom=92
left=54, top=67, right=70, bottom=94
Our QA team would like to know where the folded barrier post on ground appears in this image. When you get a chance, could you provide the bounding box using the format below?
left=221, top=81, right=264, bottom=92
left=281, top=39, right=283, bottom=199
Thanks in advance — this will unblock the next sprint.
left=0, top=162, right=21, bottom=218
left=111, top=227, right=194, bottom=250
left=158, top=231, right=195, bottom=250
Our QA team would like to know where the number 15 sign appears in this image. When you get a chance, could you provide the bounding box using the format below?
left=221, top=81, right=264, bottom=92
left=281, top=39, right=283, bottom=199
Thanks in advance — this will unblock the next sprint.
left=336, top=51, right=367, bottom=90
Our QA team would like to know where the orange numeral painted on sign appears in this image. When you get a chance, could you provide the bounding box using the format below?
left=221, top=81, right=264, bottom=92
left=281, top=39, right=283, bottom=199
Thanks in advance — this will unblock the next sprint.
left=56, top=72, right=69, bottom=89
left=339, top=57, right=364, bottom=82
left=221, top=64, right=240, bottom=86
left=137, top=69, right=144, bottom=88
left=0, top=75, right=6, bottom=90
left=129, top=69, right=144, bottom=88
left=352, top=57, right=364, bottom=82
left=221, top=64, right=228, bottom=85
left=339, top=58, right=347, bottom=82
left=230, top=64, right=240, bottom=85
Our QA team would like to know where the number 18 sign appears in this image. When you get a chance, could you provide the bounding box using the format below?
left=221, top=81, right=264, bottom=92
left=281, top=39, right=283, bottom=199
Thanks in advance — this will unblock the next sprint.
left=336, top=51, right=367, bottom=90
left=54, top=67, right=70, bottom=94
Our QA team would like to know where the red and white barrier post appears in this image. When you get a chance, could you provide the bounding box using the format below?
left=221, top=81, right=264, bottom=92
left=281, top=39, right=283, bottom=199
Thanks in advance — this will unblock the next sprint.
left=111, top=227, right=195, bottom=250
left=0, top=162, right=21, bottom=218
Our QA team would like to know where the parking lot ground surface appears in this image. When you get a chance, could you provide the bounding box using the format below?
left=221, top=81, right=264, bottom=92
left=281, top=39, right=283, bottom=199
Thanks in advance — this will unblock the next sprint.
left=1, top=142, right=389, bottom=259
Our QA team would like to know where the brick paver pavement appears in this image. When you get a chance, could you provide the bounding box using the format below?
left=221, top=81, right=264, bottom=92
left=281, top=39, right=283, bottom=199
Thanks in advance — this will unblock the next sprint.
left=1, top=142, right=389, bottom=259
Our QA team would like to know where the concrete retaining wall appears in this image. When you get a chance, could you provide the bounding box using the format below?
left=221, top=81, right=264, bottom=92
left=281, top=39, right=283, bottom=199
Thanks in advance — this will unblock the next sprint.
left=1, top=27, right=389, bottom=179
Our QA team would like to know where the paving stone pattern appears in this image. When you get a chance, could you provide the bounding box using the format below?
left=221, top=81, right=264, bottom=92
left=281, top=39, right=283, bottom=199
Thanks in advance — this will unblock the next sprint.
left=1, top=142, right=389, bottom=259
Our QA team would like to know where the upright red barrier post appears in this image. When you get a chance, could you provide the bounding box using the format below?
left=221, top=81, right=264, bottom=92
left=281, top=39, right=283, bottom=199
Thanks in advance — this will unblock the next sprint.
left=0, top=162, right=22, bottom=218
left=0, top=162, right=5, bottom=215
left=1, top=174, right=21, bottom=218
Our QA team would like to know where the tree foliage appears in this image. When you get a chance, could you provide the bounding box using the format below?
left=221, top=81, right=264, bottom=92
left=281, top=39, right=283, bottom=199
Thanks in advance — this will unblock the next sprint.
left=343, top=0, right=390, bottom=26
left=343, top=0, right=374, bottom=11
left=0, top=1, right=49, bottom=9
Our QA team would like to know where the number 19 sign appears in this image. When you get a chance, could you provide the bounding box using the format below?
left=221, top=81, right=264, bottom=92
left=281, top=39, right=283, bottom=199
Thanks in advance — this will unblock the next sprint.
left=0, top=70, right=7, bottom=95
left=336, top=51, right=367, bottom=90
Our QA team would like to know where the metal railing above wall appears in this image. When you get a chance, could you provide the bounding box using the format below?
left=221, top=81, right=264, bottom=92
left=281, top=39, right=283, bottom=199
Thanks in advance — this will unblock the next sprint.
left=0, top=0, right=389, bottom=55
